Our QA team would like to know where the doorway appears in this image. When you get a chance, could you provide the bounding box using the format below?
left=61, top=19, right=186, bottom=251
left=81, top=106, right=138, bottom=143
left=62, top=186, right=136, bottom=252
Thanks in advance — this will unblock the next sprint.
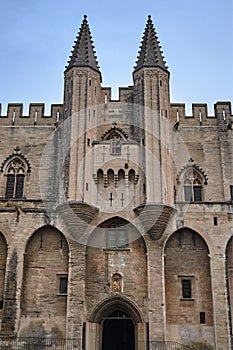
left=102, top=311, right=135, bottom=350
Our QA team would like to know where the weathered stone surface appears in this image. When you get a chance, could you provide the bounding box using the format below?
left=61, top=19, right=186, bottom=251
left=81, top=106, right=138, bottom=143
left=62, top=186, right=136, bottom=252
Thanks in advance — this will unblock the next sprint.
left=0, top=15, right=232, bottom=350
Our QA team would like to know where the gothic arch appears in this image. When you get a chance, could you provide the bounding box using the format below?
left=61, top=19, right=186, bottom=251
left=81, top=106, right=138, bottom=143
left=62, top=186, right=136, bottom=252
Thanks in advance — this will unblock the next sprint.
left=89, top=295, right=144, bottom=323
left=87, top=216, right=146, bottom=250
left=86, top=217, right=148, bottom=329
left=0, top=147, right=31, bottom=174
left=176, top=160, right=208, bottom=202
left=101, top=127, right=128, bottom=141
left=0, top=147, right=31, bottom=199
left=163, top=226, right=211, bottom=253
left=177, top=159, right=208, bottom=185
left=24, top=224, right=70, bottom=251
left=21, top=225, right=69, bottom=337
left=164, top=227, right=214, bottom=345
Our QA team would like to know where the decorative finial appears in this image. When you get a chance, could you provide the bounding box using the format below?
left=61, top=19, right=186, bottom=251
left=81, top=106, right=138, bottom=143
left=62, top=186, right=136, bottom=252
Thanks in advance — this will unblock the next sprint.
left=148, top=15, right=151, bottom=20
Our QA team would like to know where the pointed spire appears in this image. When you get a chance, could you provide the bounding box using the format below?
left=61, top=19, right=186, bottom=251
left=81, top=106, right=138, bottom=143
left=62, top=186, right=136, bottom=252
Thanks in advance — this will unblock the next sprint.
left=66, top=15, right=101, bottom=74
left=134, top=15, right=168, bottom=72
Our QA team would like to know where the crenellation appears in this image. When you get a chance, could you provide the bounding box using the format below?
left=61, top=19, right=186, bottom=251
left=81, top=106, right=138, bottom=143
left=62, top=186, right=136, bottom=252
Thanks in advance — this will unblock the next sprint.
left=51, top=104, right=63, bottom=124
left=100, top=86, right=134, bottom=104
left=101, top=87, right=111, bottom=105
left=214, top=101, right=232, bottom=130
left=7, top=103, right=23, bottom=120
left=171, top=101, right=232, bottom=128
left=214, top=101, right=232, bottom=117
left=0, top=103, right=64, bottom=126
left=29, top=103, right=45, bottom=121
left=171, top=103, right=186, bottom=123
left=119, top=86, right=134, bottom=102
left=192, top=103, right=208, bottom=122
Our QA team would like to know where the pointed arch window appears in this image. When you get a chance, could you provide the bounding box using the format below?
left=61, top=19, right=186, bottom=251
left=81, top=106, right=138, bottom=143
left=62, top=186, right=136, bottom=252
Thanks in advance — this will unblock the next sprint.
left=182, top=170, right=203, bottom=202
left=177, top=160, right=208, bottom=203
left=5, top=158, right=26, bottom=199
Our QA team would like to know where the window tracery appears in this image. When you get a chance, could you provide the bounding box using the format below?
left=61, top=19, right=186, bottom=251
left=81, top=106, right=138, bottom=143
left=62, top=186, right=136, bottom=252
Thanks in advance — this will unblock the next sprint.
left=1, top=148, right=31, bottom=199
left=183, top=169, right=203, bottom=202
left=5, top=158, right=26, bottom=199
left=177, top=160, right=207, bottom=203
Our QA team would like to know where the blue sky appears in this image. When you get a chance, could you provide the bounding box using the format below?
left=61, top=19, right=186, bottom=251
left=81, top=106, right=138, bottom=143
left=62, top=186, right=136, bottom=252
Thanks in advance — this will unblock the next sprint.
left=0, top=0, right=232, bottom=115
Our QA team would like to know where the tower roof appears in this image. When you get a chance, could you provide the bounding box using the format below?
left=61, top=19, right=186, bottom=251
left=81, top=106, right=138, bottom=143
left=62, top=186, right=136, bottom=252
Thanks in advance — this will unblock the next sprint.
left=134, top=15, right=168, bottom=73
left=66, top=15, right=101, bottom=75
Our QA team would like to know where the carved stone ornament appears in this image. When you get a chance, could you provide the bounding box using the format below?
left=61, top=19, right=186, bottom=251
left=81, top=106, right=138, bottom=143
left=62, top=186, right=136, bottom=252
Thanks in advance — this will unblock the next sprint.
left=110, top=273, right=122, bottom=293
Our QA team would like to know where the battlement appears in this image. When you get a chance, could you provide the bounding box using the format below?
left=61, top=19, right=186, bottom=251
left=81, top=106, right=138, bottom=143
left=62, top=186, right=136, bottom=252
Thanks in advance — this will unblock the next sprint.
left=0, top=101, right=232, bottom=129
left=101, top=86, right=134, bottom=103
left=171, top=101, right=232, bottom=128
left=0, top=103, right=63, bottom=126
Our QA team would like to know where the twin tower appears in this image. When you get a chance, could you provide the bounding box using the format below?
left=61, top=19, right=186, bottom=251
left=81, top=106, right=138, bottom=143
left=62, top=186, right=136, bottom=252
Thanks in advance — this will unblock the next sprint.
left=59, top=15, right=174, bottom=240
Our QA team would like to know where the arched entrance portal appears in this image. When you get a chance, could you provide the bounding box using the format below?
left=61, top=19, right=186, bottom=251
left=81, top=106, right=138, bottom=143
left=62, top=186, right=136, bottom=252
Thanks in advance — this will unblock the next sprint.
left=88, top=296, right=146, bottom=350
left=102, top=311, right=135, bottom=350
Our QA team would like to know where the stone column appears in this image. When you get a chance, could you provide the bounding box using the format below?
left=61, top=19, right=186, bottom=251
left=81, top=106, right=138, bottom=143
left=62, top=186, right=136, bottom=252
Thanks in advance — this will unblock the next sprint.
left=0, top=248, right=18, bottom=336
left=211, top=252, right=231, bottom=349
left=66, top=240, right=86, bottom=347
left=147, top=241, right=165, bottom=341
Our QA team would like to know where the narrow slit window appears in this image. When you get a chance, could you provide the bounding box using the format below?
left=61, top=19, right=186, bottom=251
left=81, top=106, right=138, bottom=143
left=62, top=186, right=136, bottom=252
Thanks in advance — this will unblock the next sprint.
left=200, top=312, right=206, bottom=324
left=59, top=276, right=68, bottom=294
left=5, top=174, right=15, bottom=198
left=193, top=185, right=202, bottom=202
left=15, top=174, right=24, bottom=198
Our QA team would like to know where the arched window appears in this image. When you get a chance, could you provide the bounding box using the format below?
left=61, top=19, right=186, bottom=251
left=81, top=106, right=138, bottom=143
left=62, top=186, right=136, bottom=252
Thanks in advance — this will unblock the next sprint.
left=182, top=169, right=203, bottom=202
left=128, top=169, right=135, bottom=184
left=5, top=157, right=26, bottom=199
left=107, top=169, right=114, bottom=186
left=1, top=148, right=31, bottom=199
left=177, top=160, right=207, bottom=203
left=118, top=169, right=125, bottom=184
left=97, top=168, right=104, bottom=185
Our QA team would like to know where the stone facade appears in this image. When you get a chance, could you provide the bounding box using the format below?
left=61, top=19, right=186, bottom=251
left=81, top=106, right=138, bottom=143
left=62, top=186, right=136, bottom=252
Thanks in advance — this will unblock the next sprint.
left=0, top=15, right=232, bottom=350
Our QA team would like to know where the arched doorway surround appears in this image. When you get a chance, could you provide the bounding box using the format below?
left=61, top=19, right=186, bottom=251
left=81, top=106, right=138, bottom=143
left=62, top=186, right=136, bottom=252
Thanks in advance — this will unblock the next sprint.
left=87, top=296, right=146, bottom=350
